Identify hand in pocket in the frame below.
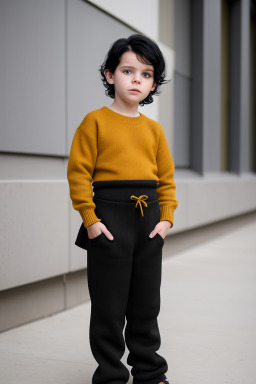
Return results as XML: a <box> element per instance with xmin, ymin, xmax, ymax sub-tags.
<box><xmin>87</xmin><ymin>222</ymin><xmax>114</xmax><ymax>241</ymax></box>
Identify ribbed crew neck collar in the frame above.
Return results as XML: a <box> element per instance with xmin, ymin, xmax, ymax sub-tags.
<box><xmin>101</xmin><ymin>106</ymin><xmax>145</xmax><ymax>124</ymax></box>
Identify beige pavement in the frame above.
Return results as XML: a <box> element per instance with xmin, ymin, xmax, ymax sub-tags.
<box><xmin>0</xmin><ymin>219</ymin><xmax>256</xmax><ymax>384</ymax></box>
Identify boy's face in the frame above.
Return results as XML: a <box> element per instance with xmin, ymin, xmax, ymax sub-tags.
<box><xmin>104</xmin><ymin>51</ymin><xmax>157</xmax><ymax>106</ymax></box>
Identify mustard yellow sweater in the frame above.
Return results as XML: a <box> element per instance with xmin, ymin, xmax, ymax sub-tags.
<box><xmin>67</xmin><ymin>106</ymin><xmax>178</xmax><ymax>228</ymax></box>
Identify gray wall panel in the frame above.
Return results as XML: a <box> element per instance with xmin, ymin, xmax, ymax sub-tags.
<box><xmin>0</xmin><ymin>0</ymin><xmax>66</xmax><ymax>156</ymax></box>
<box><xmin>67</xmin><ymin>0</ymin><xmax>135</xmax><ymax>153</ymax></box>
<box><xmin>191</xmin><ymin>0</ymin><xmax>204</xmax><ymax>174</ymax></box>
<box><xmin>228</xmin><ymin>0</ymin><xmax>252</xmax><ymax>174</ymax></box>
<box><xmin>191</xmin><ymin>0</ymin><xmax>221</xmax><ymax>174</ymax></box>
<box><xmin>0</xmin><ymin>181</ymin><xmax>69</xmax><ymax>290</ymax></box>
<box><xmin>173</xmin><ymin>175</ymin><xmax>256</xmax><ymax>231</ymax></box>
<box><xmin>240</xmin><ymin>0</ymin><xmax>250</xmax><ymax>172</ymax></box>
<box><xmin>174</xmin><ymin>73</ymin><xmax>190</xmax><ymax>167</ymax></box>
<box><xmin>175</xmin><ymin>0</ymin><xmax>191</xmax><ymax>77</ymax></box>
<box><xmin>159</xmin><ymin>0</ymin><xmax>175</xmax><ymax>49</ymax></box>
<box><xmin>203</xmin><ymin>0</ymin><xmax>221</xmax><ymax>172</ymax></box>
<box><xmin>174</xmin><ymin>0</ymin><xmax>191</xmax><ymax>168</ymax></box>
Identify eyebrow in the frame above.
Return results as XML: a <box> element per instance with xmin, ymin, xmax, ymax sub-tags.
<box><xmin>120</xmin><ymin>65</ymin><xmax>154</xmax><ymax>72</ymax></box>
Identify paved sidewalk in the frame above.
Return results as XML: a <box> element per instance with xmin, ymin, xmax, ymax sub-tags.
<box><xmin>0</xmin><ymin>220</ymin><xmax>256</xmax><ymax>384</ymax></box>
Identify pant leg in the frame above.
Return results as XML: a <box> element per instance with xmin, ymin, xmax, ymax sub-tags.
<box><xmin>87</xmin><ymin>200</ymin><xmax>133</xmax><ymax>384</ymax></box>
<box><xmin>124</xmin><ymin>200</ymin><xmax>168</xmax><ymax>384</ymax></box>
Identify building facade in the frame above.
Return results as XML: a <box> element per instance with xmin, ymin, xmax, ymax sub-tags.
<box><xmin>0</xmin><ymin>0</ymin><xmax>255</xmax><ymax>332</ymax></box>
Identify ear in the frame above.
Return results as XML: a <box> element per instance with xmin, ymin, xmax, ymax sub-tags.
<box><xmin>151</xmin><ymin>82</ymin><xmax>157</xmax><ymax>92</ymax></box>
<box><xmin>104</xmin><ymin>69</ymin><xmax>114</xmax><ymax>85</ymax></box>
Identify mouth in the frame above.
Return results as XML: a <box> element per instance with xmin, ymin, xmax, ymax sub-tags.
<box><xmin>129</xmin><ymin>89</ymin><xmax>141</xmax><ymax>93</ymax></box>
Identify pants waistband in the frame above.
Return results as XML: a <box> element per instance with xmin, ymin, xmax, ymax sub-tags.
<box><xmin>92</xmin><ymin>180</ymin><xmax>159</xmax><ymax>216</ymax></box>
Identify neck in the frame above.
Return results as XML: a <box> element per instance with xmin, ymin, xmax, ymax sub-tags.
<box><xmin>108</xmin><ymin>100</ymin><xmax>140</xmax><ymax>117</ymax></box>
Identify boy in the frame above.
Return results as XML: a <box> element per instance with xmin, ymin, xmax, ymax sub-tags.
<box><xmin>67</xmin><ymin>33</ymin><xmax>178</xmax><ymax>384</ymax></box>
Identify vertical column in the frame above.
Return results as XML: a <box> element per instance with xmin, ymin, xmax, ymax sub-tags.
<box><xmin>229</xmin><ymin>0</ymin><xmax>250</xmax><ymax>174</ymax></box>
<box><xmin>173</xmin><ymin>0</ymin><xmax>192</xmax><ymax>168</ymax></box>
<box><xmin>191</xmin><ymin>0</ymin><xmax>221</xmax><ymax>174</ymax></box>
<box><xmin>240</xmin><ymin>0</ymin><xmax>250</xmax><ymax>173</ymax></box>
<box><xmin>203</xmin><ymin>0</ymin><xmax>222</xmax><ymax>173</ymax></box>
<box><xmin>158</xmin><ymin>0</ymin><xmax>175</xmax><ymax>157</ymax></box>
<box><xmin>191</xmin><ymin>0</ymin><xmax>204</xmax><ymax>174</ymax></box>
<box><xmin>249</xmin><ymin>0</ymin><xmax>256</xmax><ymax>172</ymax></box>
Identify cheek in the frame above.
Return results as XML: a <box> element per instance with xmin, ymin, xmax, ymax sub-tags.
<box><xmin>117</xmin><ymin>76</ymin><xmax>129</xmax><ymax>89</ymax></box>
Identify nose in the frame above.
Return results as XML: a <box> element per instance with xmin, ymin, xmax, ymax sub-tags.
<box><xmin>132</xmin><ymin>72</ymin><xmax>141</xmax><ymax>83</ymax></box>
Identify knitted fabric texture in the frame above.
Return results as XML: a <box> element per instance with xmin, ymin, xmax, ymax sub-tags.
<box><xmin>67</xmin><ymin>106</ymin><xmax>178</xmax><ymax>228</ymax></box>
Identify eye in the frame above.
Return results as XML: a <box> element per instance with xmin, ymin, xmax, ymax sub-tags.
<box><xmin>143</xmin><ymin>72</ymin><xmax>152</xmax><ymax>78</ymax></box>
<box><xmin>123</xmin><ymin>69</ymin><xmax>131</xmax><ymax>75</ymax></box>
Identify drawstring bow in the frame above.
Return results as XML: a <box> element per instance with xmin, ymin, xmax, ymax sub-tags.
<box><xmin>130</xmin><ymin>194</ymin><xmax>148</xmax><ymax>216</ymax></box>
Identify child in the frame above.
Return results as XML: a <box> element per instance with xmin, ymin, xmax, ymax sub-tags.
<box><xmin>67</xmin><ymin>33</ymin><xmax>178</xmax><ymax>384</ymax></box>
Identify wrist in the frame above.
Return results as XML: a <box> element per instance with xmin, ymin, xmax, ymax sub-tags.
<box><xmin>161</xmin><ymin>220</ymin><xmax>172</xmax><ymax>229</ymax></box>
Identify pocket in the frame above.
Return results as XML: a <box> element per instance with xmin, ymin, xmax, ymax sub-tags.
<box><xmin>88</xmin><ymin>232</ymin><xmax>105</xmax><ymax>242</ymax></box>
<box><xmin>155</xmin><ymin>232</ymin><xmax>164</xmax><ymax>246</ymax></box>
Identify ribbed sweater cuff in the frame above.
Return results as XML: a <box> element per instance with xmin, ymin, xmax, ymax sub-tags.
<box><xmin>160</xmin><ymin>205</ymin><xmax>174</xmax><ymax>228</ymax></box>
<box><xmin>79</xmin><ymin>208</ymin><xmax>102</xmax><ymax>228</ymax></box>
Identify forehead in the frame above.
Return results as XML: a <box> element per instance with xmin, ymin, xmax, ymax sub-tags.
<box><xmin>118</xmin><ymin>51</ymin><xmax>154</xmax><ymax>71</ymax></box>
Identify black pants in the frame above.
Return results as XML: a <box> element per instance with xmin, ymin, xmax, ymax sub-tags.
<box><xmin>86</xmin><ymin>180</ymin><xmax>168</xmax><ymax>384</ymax></box>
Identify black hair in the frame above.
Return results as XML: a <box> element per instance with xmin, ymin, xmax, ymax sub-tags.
<box><xmin>99</xmin><ymin>33</ymin><xmax>170</xmax><ymax>106</ymax></box>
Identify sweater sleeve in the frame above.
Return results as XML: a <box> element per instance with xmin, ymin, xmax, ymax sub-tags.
<box><xmin>156</xmin><ymin>127</ymin><xmax>178</xmax><ymax>228</ymax></box>
<box><xmin>67</xmin><ymin>122</ymin><xmax>101</xmax><ymax>228</ymax></box>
